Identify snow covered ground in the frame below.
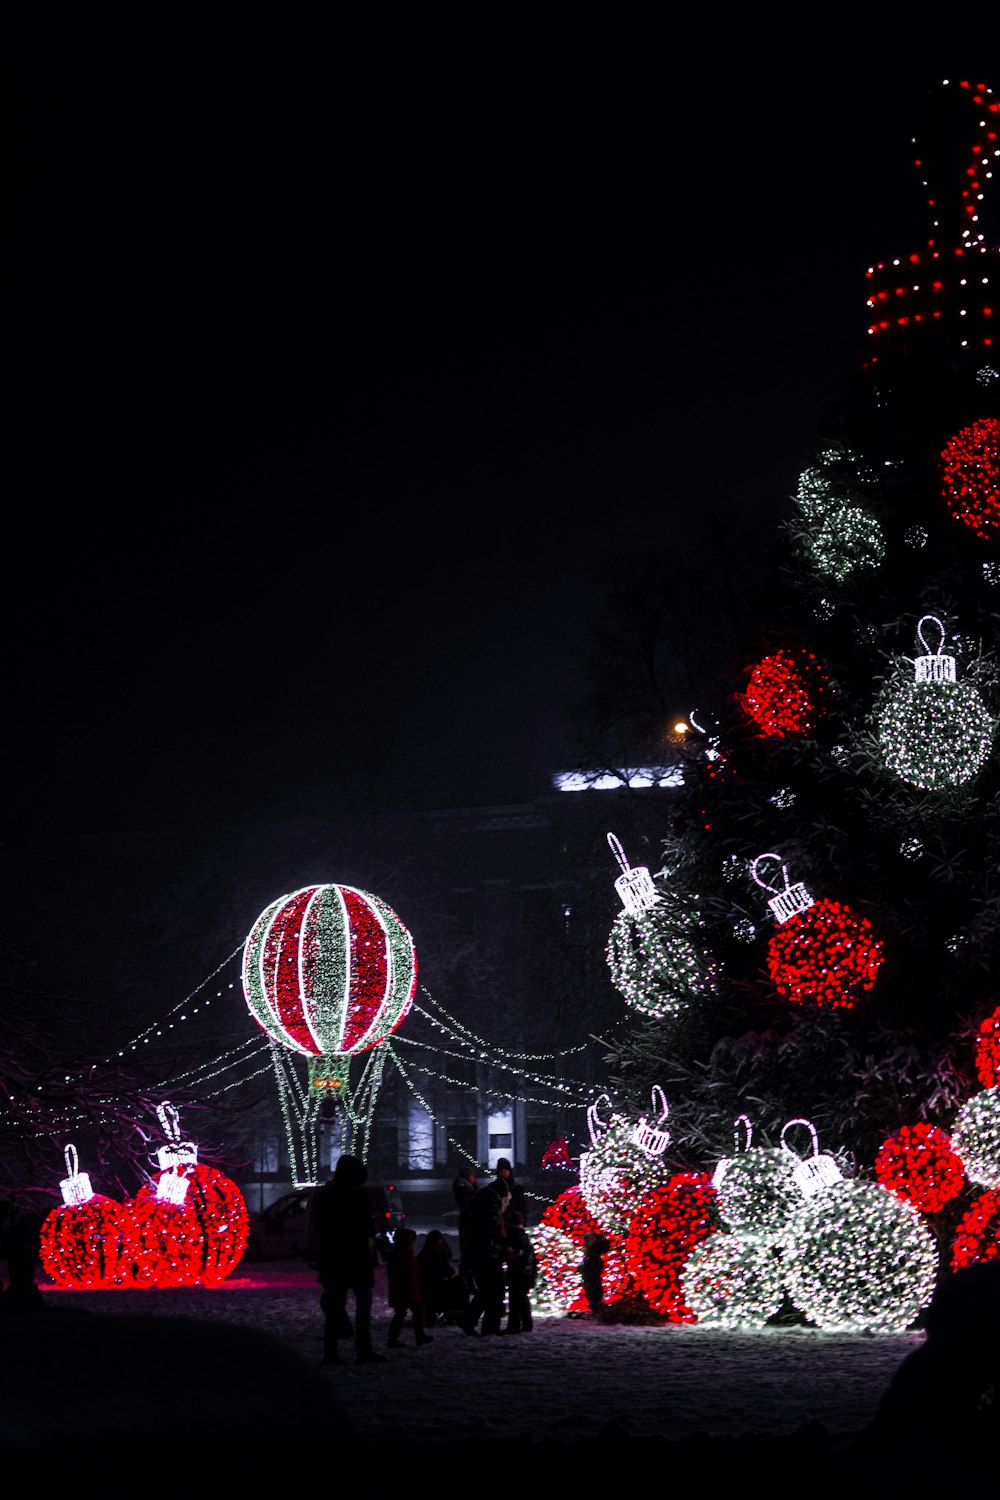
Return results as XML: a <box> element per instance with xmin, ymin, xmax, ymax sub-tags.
<box><xmin>3</xmin><ymin>1221</ymin><xmax>995</xmax><ymax>1491</ymax></box>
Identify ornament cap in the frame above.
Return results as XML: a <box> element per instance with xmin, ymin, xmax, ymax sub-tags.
<box><xmin>752</xmin><ymin>854</ymin><xmax>814</xmax><ymax>924</ymax></box>
<box><xmin>155</xmin><ymin>1170</ymin><xmax>191</xmax><ymax>1206</ymax></box>
<box><xmin>913</xmin><ymin>614</ymin><xmax>957</xmax><ymax>683</ymax></box>
<box><xmin>607</xmin><ymin>832</ymin><xmax>660</xmax><ymax>916</ymax></box>
<box><xmin>781</xmin><ymin>1117</ymin><xmax>844</xmax><ymax>1199</ymax></box>
<box><xmin>631</xmin><ymin>1085</ymin><xmax>670</xmax><ymax>1156</ymax></box>
<box><xmin>59</xmin><ymin>1144</ymin><xmax>94</xmax><ymax>1207</ymax></box>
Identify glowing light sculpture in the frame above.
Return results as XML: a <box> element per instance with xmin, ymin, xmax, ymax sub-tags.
<box><xmin>940</xmin><ymin>416</ymin><xmax>1000</xmax><ymax>539</ymax></box>
<box><xmin>681</xmin><ymin>1233</ymin><xmax>785</xmax><ymax>1328</ymax></box>
<box><xmin>752</xmin><ymin>853</ymin><xmax>884</xmax><ymax>1010</ymax></box>
<box><xmin>121</xmin><ymin>1105</ymin><xmax>250</xmax><ymax>1288</ymax></box>
<box><xmin>975</xmin><ymin>1005</ymin><xmax>1000</xmax><ymax>1088</ymax></box>
<box><xmin>951</xmin><ymin>1087</ymin><xmax>1000</xmax><ymax>1188</ymax></box>
<box><xmin>623</xmin><ymin>1172</ymin><xmax>719</xmax><ymax>1322</ymax></box>
<box><xmin>242</xmin><ymin>883</ymin><xmax>417</xmax><ymax>1185</ymax></box>
<box><xmin>783</xmin><ymin>1178</ymin><xmax>938</xmax><ymax>1332</ymax></box>
<box><xmin>711</xmin><ymin>1115</ymin><xmax>802</xmax><ymax>1243</ymax></box>
<box><xmin>950</xmin><ymin>1188</ymin><xmax>1000</xmax><ymax>1270</ymax></box>
<box><xmin>741</xmin><ymin>648</ymin><xmax>831</xmax><ymax>738</ymax></box>
<box><xmin>874</xmin><ymin>1122</ymin><xmax>965</xmax><ymax>1212</ymax></box>
<box><xmin>39</xmin><ymin>1146</ymin><xmax>127</xmax><ymax>1290</ymax></box>
<box><xmin>605</xmin><ymin>834</ymin><xmax>714</xmax><ymax>1020</ymax></box>
<box><xmin>877</xmin><ymin>615</ymin><xmax>995</xmax><ymax>789</ymax></box>
<box><xmin>794</xmin><ymin>451</ymin><xmax>885</xmax><ymax>582</ymax></box>
<box><xmin>578</xmin><ymin>1089</ymin><xmax>675</xmax><ymax>1237</ymax></box>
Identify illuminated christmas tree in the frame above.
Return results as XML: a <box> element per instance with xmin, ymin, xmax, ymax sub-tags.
<box><xmin>594</xmin><ymin>76</ymin><xmax>1000</xmax><ymax>1281</ymax></box>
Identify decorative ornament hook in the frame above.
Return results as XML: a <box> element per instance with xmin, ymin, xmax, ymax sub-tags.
<box><xmin>916</xmin><ymin>614</ymin><xmax>946</xmax><ymax>657</ymax></box>
<box><xmin>587</xmin><ymin>1093</ymin><xmax>614</xmax><ymax>1146</ymax></box>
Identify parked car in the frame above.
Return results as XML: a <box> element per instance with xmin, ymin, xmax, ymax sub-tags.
<box><xmin>243</xmin><ymin>1182</ymin><xmax>405</xmax><ymax>1264</ymax></box>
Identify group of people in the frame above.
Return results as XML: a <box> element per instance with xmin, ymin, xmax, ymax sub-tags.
<box><xmin>451</xmin><ymin>1158</ymin><xmax>537</xmax><ymax>1337</ymax></box>
<box><xmin>313</xmin><ymin>1153</ymin><xmax>541</xmax><ymax>1363</ymax></box>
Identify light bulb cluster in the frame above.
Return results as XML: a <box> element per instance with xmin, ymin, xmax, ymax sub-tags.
<box><xmin>975</xmin><ymin>1006</ymin><xmax>1000</xmax><ymax>1088</ymax></box>
<box><xmin>873</xmin><ymin>1122</ymin><xmax>965</xmax><ymax>1212</ymax></box>
<box><xmin>940</xmin><ymin>417</ymin><xmax>1000</xmax><ymax>540</ymax></box>
<box><xmin>766</xmin><ymin>898</ymin><xmax>884</xmax><ymax>1010</ymax></box>
<box><xmin>951</xmin><ymin>1087</ymin><xmax>1000</xmax><ymax>1187</ymax></box>
<box><xmin>606</xmin><ymin>898</ymin><xmax>713</xmax><ymax>1019</ymax></box>
<box><xmin>741</xmin><ymin>649</ymin><xmax>831</xmax><ymax>738</ymax></box>
<box><xmin>622</xmin><ymin>1173</ymin><xmax>718</xmax><ymax>1322</ymax></box>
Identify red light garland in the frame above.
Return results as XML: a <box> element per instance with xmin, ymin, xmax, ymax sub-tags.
<box><xmin>741</xmin><ymin>648</ymin><xmax>831</xmax><ymax>738</ymax></box>
<box><xmin>623</xmin><ymin>1172</ymin><xmax>719</xmax><ymax>1322</ymax></box>
<box><xmin>874</xmin><ymin>1123</ymin><xmax>966</xmax><ymax>1212</ymax></box>
<box><xmin>940</xmin><ymin>417</ymin><xmax>1000</xmax><ymax>540</ymax></box>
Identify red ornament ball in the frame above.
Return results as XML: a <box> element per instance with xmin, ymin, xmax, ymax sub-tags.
<box><xmin>767</xmin><ymin>898</ymin><xmax>884</xmax><ymax>1009</ymax></box>
<box><xmin>874</xmin><ymin>1123</ymin><xmax>965</xmax><ymax>1212</ymax></box>
<box><xmin>123</xmin><ymin>1165</ymin><xmax>249</xmax><ymax>1288</ymax></box>
<box><xmin>975</xmin><ymin>1006</ymin><xmax>1000</xmax><ymax>1089</ymax></box>
<box><xmin>951</xmin><ymin>1188</ymin><xmax>1000</xmax><ymax>1271</ymax></box>
<box><xmin>741</xmin><ymin>648</ymin><xmax>831</xmax><ymax>738</ymax></box>
<box><xmin>940</xmin><ymin>417</ymin><xmax>1000</xmax><ymax>540</ymax></box>
<box><xmin>540</xmin><ymin>1186</ymin><xmax>605</xmax><ymax>1243</ymax></box>
<box><xmin>40</xmin><ymin>1195</ymin><xmax>127</xmax><ymax>1289</ymax></box>
<box><xmin>623</xmin><ymin>1172</ymin><xmax>719</xmax><ymax>1322</ymax></box>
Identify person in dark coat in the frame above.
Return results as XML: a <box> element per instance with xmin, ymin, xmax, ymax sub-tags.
<box><xmin>463</xmin><ymin>1179</ymin><xmax>509</xmax><ymax>1335</ymax></box>
<box><xmin>416</xmin><ymin>1229</ymin><xmax>469</xmax><ymax>1324</ymax></box>
<box><xmin>578</xmin><ymin>1231</ymin><xmax>611</xmax><ymax>1321</ymax></box>
<box><xmin>386</xmin><ymin>1227</ymin><xmax>432</xmax><ymax>1348</ymax></box>
<box><xmin>503</xmin><ymin>1210</ymin><xmax>537</xmax><ymax>1334</ymax></box>
<box><xmin>492</xmin><ymin>1158</ymin><xmax>526</xmax><ymax>1225</ymax></box>
<box><xmin>451</xmin><ymin>1164</ymin><xmax>477</xmax><ymax>1288</ymax></box>
<box><xmin>313</xmin><ymin>1154</ymin><xmax>386</xmax><ymax>1365</ymax></box>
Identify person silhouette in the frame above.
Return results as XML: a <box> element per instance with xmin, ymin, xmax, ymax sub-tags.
<box><xmin>313</xmin><ymin>1154</ymin><xmax>386</xmax><ymax>1365</ymax></box>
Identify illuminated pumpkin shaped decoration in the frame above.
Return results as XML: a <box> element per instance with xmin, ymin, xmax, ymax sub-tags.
<box><xmin>940</xmin><ymin>417</ymin><xmax>1000</xmax><ymax>540</ymax></box>
<box><xmin>39</xmin><ymin>1145</ymin><xmax>127</xmax><ymax>1290</ymax></box>
<box><xmin>121</xmin><ymin>1103</ymin><xmax>249</xmax><ymax>1288</ymax></box>
<box><xmin>242</xmin><ymin>883</ymin><xmax>417</xmax><ymax>1097</ymax></box>
<box><xmin>741</xmin><ymin>648</ymin><xmax>831</xmax><ymax>738</ymax></box>
<box><xmin>752</xmin><ymin>853</ymin><xmax>884</xmax><ymax>1010</ymax></box>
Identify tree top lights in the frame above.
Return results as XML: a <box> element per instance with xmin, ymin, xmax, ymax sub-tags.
<box><xmin>242</xmin><ymin>883</ymin><xmax>417</xmax><ymax>1091</ymax></box>
<box><xmin>865</xmin><ymin>79</ymin><xmax>999</xmax><ymax>361</ymax></box>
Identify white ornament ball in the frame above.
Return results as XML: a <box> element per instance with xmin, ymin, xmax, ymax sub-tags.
<box><xmin>579</xmin><ymin>1113</ymin><xmax>674</xmax><ymax>1238</ymax></box>
<box><xmin>714</xmin><ymin>1147</ymin><xmax>800</xmax><ymax>1243</ymax></box>
<box><xmin>951</xmin><ymin>1087</ymin><xmax>1000</xmax><ymax>1188</ymax></box>
<box><xmin>783</xmin><ymin>1180</ymin><xmax>938</xmax><ymax>1333</ymax></box>
<box><xmin>681</xmin><ymin>1233</ymin><xmax>786</xmax><ymax>1328</ymax></box>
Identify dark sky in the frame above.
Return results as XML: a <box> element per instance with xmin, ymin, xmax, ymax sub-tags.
<box><xmin>7</xmin><ymin>16</ymin><xmax>998</xmax><ymax>1006</ymax></box>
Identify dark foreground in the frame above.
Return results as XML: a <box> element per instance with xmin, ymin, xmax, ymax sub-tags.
<box><xmin>1</xmin><ymin>1258</ymin><xmax>995</xmax><ymax>1494</ymax></box>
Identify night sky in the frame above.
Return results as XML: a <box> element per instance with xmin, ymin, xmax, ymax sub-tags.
<box><xmin>8</xmin><ymin>17</ymin><xmax>997</xmax><ymax>1013</ymax></box>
